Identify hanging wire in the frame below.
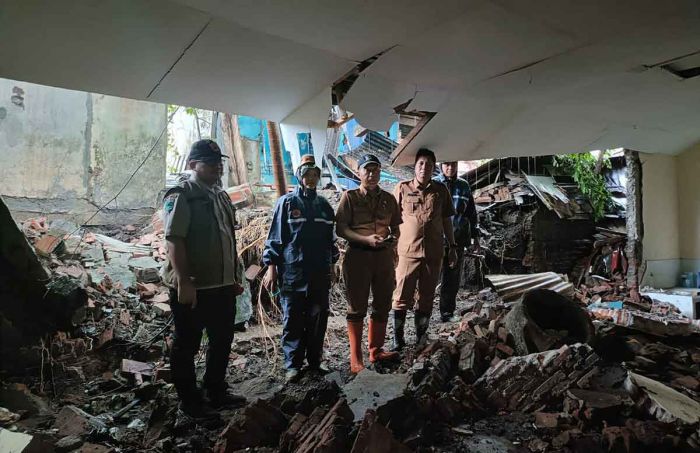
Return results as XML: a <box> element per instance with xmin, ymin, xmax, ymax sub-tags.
<box><xmin>67</xmin><ymin>106</ymin><xmax>181</xmax><ymax>254</ymax></box>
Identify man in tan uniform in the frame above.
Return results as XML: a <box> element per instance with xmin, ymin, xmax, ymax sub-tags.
<box><xmin>336</xmin><ymin>154</ymin><xmax>401</xmax><ymax>373</ymax></box>
<box><xmin>392</xmin><ymin>148</ymin><xmax>457</xmax><ymax>350</ymax></box>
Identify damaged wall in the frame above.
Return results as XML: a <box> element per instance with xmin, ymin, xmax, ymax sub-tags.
<box><xmin>641</xmin><ymin>145</ymin><xmax>700</xmax><ymax>288</ymax></box>
<box><xmin>641</xmin><ymin>152</ymin><xmax>680</xmax><ymax>288</ymax></box>
<box><xmin>0</xmin><ymin>78</ymin><xmax>167</xmax><ymax>224</ymax></box>
<box><xmin>677</xmin><ymin>142</ymin><xmax>700</xmax><ymax>274</ymax></box>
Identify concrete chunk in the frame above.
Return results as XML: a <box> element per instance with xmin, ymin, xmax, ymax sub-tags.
<box><xmin>0</xmin><ymin>428</ymin><xmax>50</xmax><ymax>453</ymax></box>
<box><xmin>342</xmin><ymin>369</ymin><xmax>410</xmax><ymax>422</ymax></box>
<box><xmin>625</xmin><ymin>372</ymin><xmax>700</xmax><ymax>424</ymax></box>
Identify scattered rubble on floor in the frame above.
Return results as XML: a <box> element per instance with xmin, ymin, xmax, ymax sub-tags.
<box><xmin>1</xmin><ymin>199</ymin><xmax>700</xmax><ymax>452</ymax></box>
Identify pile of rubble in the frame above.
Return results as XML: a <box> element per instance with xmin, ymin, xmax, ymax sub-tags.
<box><xmin>211</xmin><ymin>285</ymin><xmax>700</xmax><ymax>452</ymax></box>
<box><xmin>2</xmin><ymin>194</ymin><xmax>700</xmax><ymax>452</ymax></box>
<box><xmin>462</xmin><ymin>156</ymin><xmax>625</xmax><ymax>284</ymax></box>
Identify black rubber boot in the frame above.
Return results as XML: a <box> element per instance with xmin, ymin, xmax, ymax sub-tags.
<box><xmin>414</xmin><ymin>311</ymin><xmax>430</xmax><ymax>344</ymax></box>
<box><xmin>392</xmin><ymin>310</ymin><xmax>407</xmax><ymax>351</ymax></box>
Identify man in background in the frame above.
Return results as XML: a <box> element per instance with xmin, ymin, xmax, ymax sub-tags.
<box><xmin>434</xmin><ymin>161</ymin><xmax>479</xmax><ymax>322</ymax></box>
<box><xmin>392</xmin><ymin>148</ymin><xmax>457</xmax><ymax>350</ymax></box>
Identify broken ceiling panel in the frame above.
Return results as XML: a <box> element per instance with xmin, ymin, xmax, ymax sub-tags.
<box><xmin>341</xmin><ymin>71</ymin><xmax>413</xmax><ymax>131</ymax></box>
<box><xmin>1</xmin><ymin>0</ymin><xmax>700</xmax><ymax>162</ymax></box>
<box><xmin>0</xmin><ymin>0</ymin><xmax>211</xmax><ymax>98</ymax></box>
<box><xmin>360</xmin><ymin>0</ymin><xmax>580</xmax><ymax>92</ymax></box>
<box><xmin>279</xmin><ymin>88</ymin><xmax>332</xmax><ymax>170</ymax></box>
<box><xmin>169</xmin><ymin>0</ymin><xmax>473</xmax><ymax>62</ymax></box>
<box><xmin>145</xmin><ymin>18</ymin><xmax>352</xmax><ymax>122</ymax></box>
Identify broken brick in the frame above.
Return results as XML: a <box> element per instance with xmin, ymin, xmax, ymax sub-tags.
<box><xmin>55</xmin><ymin>435</ymin><xmax>84</xmax><ymax>452</ymax></box>
<box><xmin>34</xmin><ymin>234</ymin><xmax>63</xmax><ymax>256</ymax></box>
<box><xmin>350</xmin><ymin>409</ymin><xmax>411</xmax><ymax>453</ymax></box>
<box><xmin>120</xmin><ymin>359</ymin><xmax>153</xmax><ymax>386</ymax></box>
<box><xmin>497</xmin><ymin>326</ymin><xmax>508</xmax><ymax>343</ymax></box>
<box><xmin>148</xmin><ymin>293</ymin><xmax>170</xmax><ymax>304</ymax></box>
<box><xmin>152</xmin><ymin>302</ymin><xmax>171</xmax><ymax>317</ymax></box>
<box><xmin>215</xmin><ymin>399</ymin><xmax>289</xmax><ymax>452</ymax></box>
<box><xmin>495</xmin><ymin>343</ymin><xmax>514</xmax><ymax>357</ymax></box>
<box><xmin>245</xmin><ymin>264</ymin><xmax>262</xmax><ymax>281</ymax></box>
<box><xmin>534</xmin><ymin>411</ymin><xmax>560</xmax><ymax>428</ymax></box>
<box><xmin>153</xmin><ymin>365</ymin><xmax>172</xmax><ymax>383</ymax></box>
<box><xmin>671</xmin><ymin>375</ymin><xmax>699</xmax><ymax>391</ymax></box>
<box><xmin>457</xmin><ymin>339</ymin><xmax>487</xmax><ymax>383</ymax></box>
<box><xmin>53</xmin><ymin>405</ymin><xmax>106</xmax><ymax>437</ymax></box>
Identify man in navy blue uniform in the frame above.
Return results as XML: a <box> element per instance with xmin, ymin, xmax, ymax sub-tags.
<box><xmin>262</xmin><ymin>155</ymin><xmax>339</xmax><ymax>383</ymax></box>
<box><xmin>434</xmin><ymin>160</ymin><xmax>479</xmax><ymax>322</ymax></box>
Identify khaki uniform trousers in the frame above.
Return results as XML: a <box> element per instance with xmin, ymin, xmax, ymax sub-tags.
<box><xmin>343</xmin><ymin>246</ymin><xmax>395</xmax><ymax>322</ymax></box>
<box><xmin>392</xmin><ymin>254</ymin><xmax>443</xmax><ymax>313</ymax></box>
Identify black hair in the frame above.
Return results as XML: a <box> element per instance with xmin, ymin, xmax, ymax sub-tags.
<box><xmin>415</xmin><ymin>148</ymin><xmax>436</xmax><ymax>164</ymax></box>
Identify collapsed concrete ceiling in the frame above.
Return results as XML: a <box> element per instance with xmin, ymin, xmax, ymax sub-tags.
<box><xmin>1</xmin><ymin>0</ymin><xmax>699</xmax><ymax>163</ymax></box>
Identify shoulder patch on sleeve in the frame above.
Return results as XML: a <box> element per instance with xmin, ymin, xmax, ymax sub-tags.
<box><xmin>163</xmin><ymin>193</ymin><xmax>179</xmax><ymax>213</ymax></box>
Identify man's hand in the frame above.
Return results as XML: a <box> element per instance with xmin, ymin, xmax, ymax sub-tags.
<box><xmin>178</xmin><ymin>278</ymin><xmax>198</xmax><ymax>308</ymax></box>
<box><xmin>448</xmin><ymin>247</ymin><xmax>458</xmax><ymax>268</ymax></box>
<box><xmin>364</xmin><ymin>234</ymin><xmax>384</xmax><ymax>248</ymax></box>
<box><xmin>262</xmin><ymin>265</ymin><xmax>278</xmax><ymax>294</ymax></box>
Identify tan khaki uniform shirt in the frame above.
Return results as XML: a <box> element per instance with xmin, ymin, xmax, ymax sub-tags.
<box><xmin>393</xmin><ymin>179</ymin><xmax>456</xmax><ymax>260</ymax></box>
<box><xmin>335</xmin><ymin>186</ymin><xmax>401</xmax><ymax>240</ymax></box>
<box><xmin>162</xmin><ymin>176</ymin><xmax>237</xmax><ymax>289</ymax></box>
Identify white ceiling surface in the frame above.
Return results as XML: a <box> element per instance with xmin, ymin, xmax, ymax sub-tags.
<box><xmin>0</xmin><ymin>0</ymin><xmax>352</xmax><ymax>122</ymax></box>
<box><xmin>1</xmin><ymin>0</ymin><xmax>700</xmax><ymax>162</ymax></box>
<box><xmin>279</xmin><ymin>88</ymin><xmax>331</xmax><ymax>170</ymax></box>
<box><xmin>342</xmin><ymin>0</ymin><xmax>700</xmax><ymax>163</ymax></box>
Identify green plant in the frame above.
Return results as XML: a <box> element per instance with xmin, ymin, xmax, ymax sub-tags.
<box><xmin>554</xmin><ymin>152</ymin><xmax>612</xmax><ymax>221</ymax></box>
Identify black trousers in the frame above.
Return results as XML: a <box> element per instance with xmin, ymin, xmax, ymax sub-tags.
<box><xmin>170</xmin><ymin>285</ymin><xmax>236</xmax><ymax>403</ymax></box>
<box><xmin>440</xmin><ymin>247</ymin><xmax>465</xmax><ymax>317</ymax></box>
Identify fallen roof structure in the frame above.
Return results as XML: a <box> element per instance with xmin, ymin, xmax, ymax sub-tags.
<box><xmin>2</xmin><ymin>1</ymin><xmax>700</xmax><ymax>164</ymax></box>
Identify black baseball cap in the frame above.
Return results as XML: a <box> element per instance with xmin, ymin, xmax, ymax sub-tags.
<box><xmin>188</xmin><ymin>139</ymin><xmax>228</xmax><ymax>163</ymax></box>
<box><xmin>358</xmin><ymin>154</ymin><xmax>381</xmax><ymax>169</ymax></box>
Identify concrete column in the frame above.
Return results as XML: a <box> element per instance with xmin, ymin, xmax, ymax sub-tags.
<box><xmin>625</xmin><ymin>149</ymin><xmax>643</xmax><ymax>299</ymax></box>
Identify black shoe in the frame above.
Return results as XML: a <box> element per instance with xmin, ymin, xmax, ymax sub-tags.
<box><xmin>392</xmin><ymin>310</ymin><xmax>407</xmax><ymax>351</ymax></box>
<box><xmin>306</xmin><ymin>362</ymin><xmax>331</xmax><ymax>374</ymax></box>
<box><xmin>441</xmin><ymin>313</ymin><xmax>459</xmax><ymax>323</ymax></box>
<box><xmin>415</xmin><ymin>311</ymin><xmax>430</xmax><ymax>343</ymax></box>
<box><xmin>179</xmin><ymin>399</ymin><xmax>219</xmax><ymax>420</ymax></box>
<box><xmin>204</xmin><ymin>389</ymin><xmax>247</xmax><ymax>408</ymax></box>
<box><xmin>285</xmin><ymin>368</ymin><xmax>301</xmax><ymax>384</ymax></box>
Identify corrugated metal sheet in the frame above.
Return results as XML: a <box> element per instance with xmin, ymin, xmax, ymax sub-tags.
<box><xmin>486</xmin><ymin>272</ymin><xmax>574</xmax><ymax>302</ymax></box>
<box><xmin>524</xmin><ymin>174</ymin><xmax>592</xmax><ymax>220</ymax></box>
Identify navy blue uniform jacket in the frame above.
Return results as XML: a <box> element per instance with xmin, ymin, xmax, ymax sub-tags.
<box><xmin>262</xmin><ymin>187</ymin><xmax>339</xmax><ymax>291</ymax></box>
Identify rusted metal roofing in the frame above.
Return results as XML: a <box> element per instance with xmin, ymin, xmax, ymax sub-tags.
<box><xmin>486</xmin><ymin>272</ymin><xmax>575</xmax><ymax>302</ymax></box>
